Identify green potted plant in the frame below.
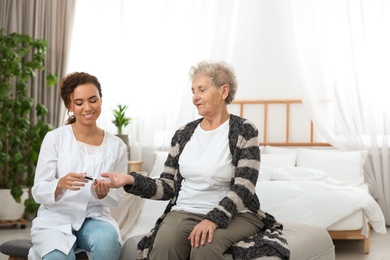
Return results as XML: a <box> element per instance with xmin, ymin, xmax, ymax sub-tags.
<box><xmin>112</xmin><ymin>103</ymin><xmax>132</xmax><ymax>159</ymax></box>
<box><xmin>0</xmin><ymin>29</ymin><xmax>58</xmax><ymax>219</ymax></box>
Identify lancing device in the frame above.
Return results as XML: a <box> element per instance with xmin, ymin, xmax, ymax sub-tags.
<box><xmin>84</xmin><ymin>175</ymin><xmax>97</xmax><ymax>182</ymax></box>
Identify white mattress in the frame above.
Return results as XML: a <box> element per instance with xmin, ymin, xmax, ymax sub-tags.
<box><xmin>327</xmin><ymin>209</ymin><xmax>364</xmax><ymax>231</ymax></box>
<box><xmin>256</xmin><ymin>167</ymin><xmax>386</xmax><ymax>235</ymax></box>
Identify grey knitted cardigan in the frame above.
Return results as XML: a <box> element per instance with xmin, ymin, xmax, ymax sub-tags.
<box><xmin>124</xmin><ymin>114</ymin><xmax>290</xmax><ymax>260</ymax></box>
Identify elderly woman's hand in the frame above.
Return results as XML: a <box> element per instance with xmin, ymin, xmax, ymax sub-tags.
<box><xmin>100</xmin><ymin>172</ymin><xmax>134</xmax><ymax>188</ymax></box>
<box><xmin>188</xmin><ymin>219</ymin><xmax>218</xmax><ymax>247</ymax></box>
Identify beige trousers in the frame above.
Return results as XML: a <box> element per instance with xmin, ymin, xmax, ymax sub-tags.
<box><xmin>149</xmin><ymin>210</ymin><xmax>264</xmax><ymax>260</ymax></box>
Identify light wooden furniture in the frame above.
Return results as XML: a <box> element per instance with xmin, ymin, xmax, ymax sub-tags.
<box><xmin>128</xmin><ymin>160</ymin><xmax>143</xmax><ymax>172</ymax></box>
<box><xmin>231</xmin><ymin>99</ymin><xmax>330</xmax><ymax>146</ymax></box>
<box><xmin>231</xmin><ymin>99</ymin><xmax>371</xmax><ymax>254</ymax></box>
<box><xmin>328</xmin><ymin>223</ymin><xmax>370</xmax><ymax>254</ymax></box>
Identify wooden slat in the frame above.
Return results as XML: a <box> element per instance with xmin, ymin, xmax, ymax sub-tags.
<box><xmin>263</xmin><ymin>103</ymin><xmax>268</xmax><ymax>145</ymax></box>
<box><xmin>258</xmin><ymin>142</ymin><xmax>331</xmax><ymax>147</ymax></box>
<box><xmin>231</xmin><ymin>99</ymin><xmax>330</xmax><ymax>146</ymax></box>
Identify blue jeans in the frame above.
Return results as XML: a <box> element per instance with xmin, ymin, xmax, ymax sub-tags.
<box><xmin>43</xmin><ymin>218</ymin><xmax>121</xmax><ymax>260</ymax></box>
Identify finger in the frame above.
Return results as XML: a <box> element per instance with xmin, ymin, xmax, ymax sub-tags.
<box><xmin>207</xmin><ymin>228</ymin><xmax>214</xmax><ymax>243</ymax></box>
<box><xmin>95</xmin><ymin>180</ymin><xmax>108</xmax><ymax>188</ymax></box>
<box><xmin>70</xmin><ymin>180</ymin><xmax>86</xmax><ymax>188</ymax></box>
<box><xmin>194</xmin><ymin>231</ymin><xmax>202</xmax><ymax>247</ymax></box>
<box><xmin>103</xmin><ymin>184</ymin><xmax>110</xmax><ymax>193</ymax></box>
<box><xmin>66</xmin><ymin>182</ymin><xmax>82</xmax><ymax>190</ymax></box>
<box><xmin>70</xmin><ymin>172</ymin><xmax>88</xmax><ymax>183</ymax></box>
<box><xmin>96</xmin><ymin>181</ymin><xmax>109</xmax><ymax>194</ymax></box>
<box><xmin>72</xmin><ymin>182</ymin><xmax>86</xmax><ymax>187</ymax></box>
<box><xmin>100</xmin><ymin>172</ymin><xmax>110</xmax><ymax>178</ymax></box>
<box><xmin>200</xmin><ymin>230</ymin><xmax>208</xmax><ymax>246</ymax></box>
<box><xmin>188</xmin><ymin>231</ymin><xmax>195</xmax><ymax>247</ymax></box>
<box><xmin>66</xmin><ymin>188</ymin><xmax>79</xmax><ymax>191</ymax></box>
<box><xmin>82</xmin><ymin>172</ymin><xmax>97</xmax><ymax>182</ymax></box>
<box><xmin>189</xmin><ymin>229</ymin><xmax>198</xmax><ymax>247</ymax></box>
<box><xmin>98</xmin><ymin>183</ymin><xmax>109</xmax><ymax>194</ymax></box>
<box><xmin>94</xmin><ymin>181</ymin><xmax>103</xmax><ymax>189</ymax></box>
<box><xmin>72</xmin><ymin>172</ymin><xmax>85</xmax><ymax>179</ymax></box>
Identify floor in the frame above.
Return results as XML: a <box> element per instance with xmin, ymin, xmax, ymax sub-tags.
<box><xmin>0</xmin><ymin>222</ymin><xmax>389</xmax><ymax>260</ymax></box>
<box><xmin>332</xmin><ymin>227</ymin><xmax>390</xmax><ymax>260</ymax></box>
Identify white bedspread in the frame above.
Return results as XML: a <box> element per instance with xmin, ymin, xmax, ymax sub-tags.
<box><xmin>256</xmin><ymin>167</ymin><xmax>387</xmax><ymax>235</ymax></box>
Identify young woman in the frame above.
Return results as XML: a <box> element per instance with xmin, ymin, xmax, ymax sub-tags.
<box><xmin>28</xmin><ymin>72</ymin><xmax>128</xmax><ymax>260</ymax></box>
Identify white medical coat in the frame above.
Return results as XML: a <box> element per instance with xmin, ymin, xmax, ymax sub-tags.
<box><xmin>28</xmin><ymin>125</ymin><xmax>128</xmax><ymax>259</ymax></box>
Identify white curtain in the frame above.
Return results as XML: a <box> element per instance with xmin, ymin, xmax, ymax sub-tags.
<box><xmin>67</xmin><ymin>0</ymin><xmax>264</xmax><ymax>172</ymax></box>
<box><xmin>66</xmin><ymin>0</ymin><xmax>390</xmax><ymax>224</ymax></box>
<box><xmin>291</xmin><ymin>0</ymin><xmax>390</xmax><ymax>223</ymax></box>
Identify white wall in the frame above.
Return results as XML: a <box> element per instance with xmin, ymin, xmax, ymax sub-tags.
<box><xmin>233</xmin><ymin>1</ymin><xmax>303</xmax><ymax>100</ymax></box>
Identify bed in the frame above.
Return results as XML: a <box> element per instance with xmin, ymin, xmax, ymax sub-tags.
<box><xmin>114</xmin><ymin>150</ymin><xmax>336</xmax><ymax>260</ymax></box>
<box><xmin>111</xmin><ymin>99</ymin><xmax>386</xmax><ymax>259</ymax></box>
<box><xmin>228</xmin><ymin>99</ymin><xmax>387</xmax><ymax>254</ymax></box>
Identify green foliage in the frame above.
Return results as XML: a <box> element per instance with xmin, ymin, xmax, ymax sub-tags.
<box><xmin>0</xmin><ymin>29</ymin><xmax>58</xmax><ymax>213</ymax></box>
<box><xmin>112</xmin><ymin>104</ymin><xmax>132</xmax><ymax>135</ymax></box>
<box><xmin>24</xmin><ymin>197</ymin><xmax>40</xmax><ymax>215</ymax></box>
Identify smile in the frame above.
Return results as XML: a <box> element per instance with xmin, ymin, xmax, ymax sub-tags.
<box><xmin>83</xmin><ymin>113</ymin><xmax>94</xmax><ymax>118</ymax></box>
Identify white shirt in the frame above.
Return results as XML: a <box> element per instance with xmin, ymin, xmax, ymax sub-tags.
<box><xmin>28</xmin><ymin>125</ymin><xmax>127</xmax><ymax>259</ymax></box>
<box><xmin>173</xmin><ymin>119</ymin><xmax>232</xmax><ymax>214</ymax></box>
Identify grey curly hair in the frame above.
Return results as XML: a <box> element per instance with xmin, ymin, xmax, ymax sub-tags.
<box><xmin>189</xmin><ymin>61</ymin><xmax>237</xmax><ymax>104</ymax></box>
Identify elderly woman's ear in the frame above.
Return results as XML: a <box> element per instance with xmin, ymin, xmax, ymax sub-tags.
<box><xmin>222</xmin><ymin>84</ymin><xmax>229</xmax><ymax>100</ymax></box>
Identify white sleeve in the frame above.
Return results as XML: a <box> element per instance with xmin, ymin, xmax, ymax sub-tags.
<box><xmin>94</xmin><ymin>137</ymin><xmax>128</xmax><ymax>207</ymax></box>
<box><xmin>31</xmin><ymin>131</ymin><xmax>60</xmax><ymax>204</ymax></box>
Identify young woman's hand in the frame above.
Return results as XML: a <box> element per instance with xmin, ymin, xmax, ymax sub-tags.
<box><xmin>55</xmin><ymin>172</ymin><xmax>88</xmax><ymax>198</ymax></box>
<box><xmin>93</xmin><ymin>180</ymin><xmax>110</xmax><ymax>199</ymax></box>
<box><xmin>58</xmin><ymin>172</ymin><xmax>88</xmax><ymax>191</ymax></box>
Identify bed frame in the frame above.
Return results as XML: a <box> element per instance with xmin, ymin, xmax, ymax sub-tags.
<box><xmin>230</xmin><ymin>99</ymin><xmax>370</xmax><ymax>253</ymax></box>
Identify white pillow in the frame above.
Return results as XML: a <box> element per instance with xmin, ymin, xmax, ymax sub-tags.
<box><xmin>262</xmin><ymin>145</ymin><xmax>298</xmax><ymax>156</ymax></box>
<box><xmin>149</xmin><ymin>151</ymin><xmax>169</xmax><ymax>177</ymax></box>
<box><xmin>261</xmin><ymin>153</ymin><xmax>296</xmax><ymax>168</ymax></box>
<box><xmin>259</xmin><ymin>145</ymin><xmax>265</xmax><ymax>153</ymax></box>
<box><xmin>296</xmin><ymin>149</ymin><xmax>367</xmax><ymax>185</ymax></box>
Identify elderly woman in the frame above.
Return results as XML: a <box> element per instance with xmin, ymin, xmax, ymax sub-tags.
<box><xmin>102</xmin><ymin>61</ymin><xmax>290</xmax><ymax>260</ymax></box>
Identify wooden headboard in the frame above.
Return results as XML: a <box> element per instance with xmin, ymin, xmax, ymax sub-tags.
<box><xmin>230</xmin><ymin>99</ymin><xmax>330</xmax><ymax>147</ymax></box>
